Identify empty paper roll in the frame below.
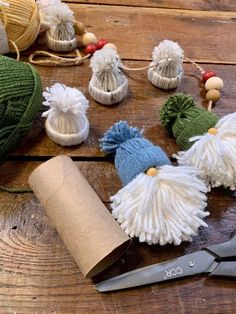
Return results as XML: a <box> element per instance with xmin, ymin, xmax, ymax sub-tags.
<box><xmin>28</xmin><ymin>155</ymin><xmax>131</xmax><ymax>278</ymax></box>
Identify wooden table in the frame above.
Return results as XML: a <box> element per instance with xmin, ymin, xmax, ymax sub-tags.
<box><xmin>0</xmin><ymin>1</ymin><xmax>236</xmax><ymax>313</ymax></box>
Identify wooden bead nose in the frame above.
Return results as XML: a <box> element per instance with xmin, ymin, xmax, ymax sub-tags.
<box><xmin>146</xmin><ymin>167</ymin><xmax>158</xmax><ymax>177</ymax></box>
<box><xmin>208</xmin><ymin>127</ymin><xmax>218</xmax><ymax>135</ymax></box>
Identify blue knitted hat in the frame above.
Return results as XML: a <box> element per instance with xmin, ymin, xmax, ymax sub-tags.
<box><xmin>101</xmin><ymin>121</ymin><xmax>171</xmax><ymax>185</ymax></box>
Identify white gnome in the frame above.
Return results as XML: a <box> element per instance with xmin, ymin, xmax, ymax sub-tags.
<box><xmin>42</xmin><ymin>83</ymin><xmax>89</xmax><ymax>146</ymax></box>
<box><xmin>89</xmin><ymin>47</ymin><xmax>128</xmax><ymax>105</ymax></box>
<box><xmin>148</xmin><ymin>39</ymin><xmax>184</xmax><ymax>90</ymax></box>
<box><xmin>101</xmin><ymin>121</ymin><xmax>209</xmax><ymax>245</ymax></box>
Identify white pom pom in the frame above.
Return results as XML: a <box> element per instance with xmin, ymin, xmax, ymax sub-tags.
<box><xmin>37</xmin><ymin>0</ymin><xmax>77</xmax><ymax>50</ymax></box>
<box><xmin>89</xmin><ymin>47</ymin><xmax>128</xmax><ymax>105</ymax></box>
<box><xmin>42</xmin><ymin>83</ymin><xmax>89</xmax><ymax>146</ymax></box>
<box><xmin>152</xmin><ymin>40</ymin><xmax>184</xmax><ymax>76</ymax></box>
<box><xmin>148</xmin><ymin>40</ymin><xmax>184</xmax><ymax>89</ymax></box>
<box><xmin>174</xmin><ymin>112</ymin><xmax>236</xmax><ymax>190</ymax></box>
<box><xmin>111</xmin><ymin>165</ymin><xmax>208</xmax><ymax>245</ymax></box>
<box><xmin>37</xmin><ymin>0</ymin><xmax>62</xmax><ymax>30</ymax></box>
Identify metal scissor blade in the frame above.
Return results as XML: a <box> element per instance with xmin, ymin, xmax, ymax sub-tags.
<box><xmin>95</xmin><ymin>250</ymin><xmax>215</xmax><ymax>292</ymax></box>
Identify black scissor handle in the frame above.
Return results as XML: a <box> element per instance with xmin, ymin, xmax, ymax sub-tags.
<box><xmin>206</xmin><ymin>231</ymin><xmax>236</xmax><ymax>259</ymax></box>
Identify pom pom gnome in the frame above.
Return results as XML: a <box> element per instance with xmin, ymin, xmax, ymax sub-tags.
<box><xmin>160</xmin><ymin>93</ymin><xmax>236</xmax><ymax>190</ymax></box>
<box><xmin>148</xmin><ymin>40</ymin><xmax>184</xmax><ymax>90</ymax></box>
<box><xmin>89</xmin><ymin>47</ymin><xmax>128</xmax><ymax>105</ymax></box>
<box><xmin>42</xmin><ymin>83</ymin><xmax>89</xmax><ymax>146</ymax></box>
<box><xmin>37</xmin><ymin>0</ymin><xmax>77</xmax><ymax>51</ymax></box>
<box><xmin>100</xmin><ymin>121</ymin><xmax>209</xmax><ymax>245</ymax></box>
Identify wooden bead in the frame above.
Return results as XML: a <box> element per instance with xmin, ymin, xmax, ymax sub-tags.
<box><xmin>202</xmin><ymin>70</ymin><xmax>216</xmax><ymax>83</ymax></box>
<box><xmin>74</xmin><ymin>21</ymin><xmax>86</xmax><ymax>35</ymax></box>
<box><xmin>82</xmin><ymin>32</ymin><xmax>98</xmax><ymax>46</ymax></box>
<box><xmin>206</xmin><ymin>89</ymin><xmax>221</xmax><ymax>102</ymax></box>
<box><xmin>208</xmin><ymin>127</ymin><xmax>218</xmax><ymax>135</ymax></box>
<box><xmin>85</xmin><ymin>43</ymin><xmax>97</xmax><ymax>55</ymax></box>
<box><xmin>205</xmin><ymin>76</ymin><xmax>224</xmax><ymax>91</ymax></box>
<box><xmin>103</xmin><ymin>43</ymin><xmax>118</xmax><ymax>51</ymax></box>
<box><xmin>146</xmin><ymin>167</ymin><xmax>158</xmax><ymax>177</ymax></box>
<box><xmin>96</xmin><ymin>39</ymin><xmax>108</xmax><ymax>50</ymax></box>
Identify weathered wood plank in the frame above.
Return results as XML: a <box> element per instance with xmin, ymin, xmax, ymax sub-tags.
<box><xmin>65</xmin><ymin>0</ymin><xmax>236</xmax><ymax>11</ymax></box>
<box><xmin>26</xmin><ymin>5</ymin><xmax>236</xmax><ymax>63</ymax></box>
<box><xmin>0</xmin><ymin>160</ymin><xmax>235</xmax><ymax>313</ymax></box>
<box><xmin>12</xmin><ymin>61</ymin><xmax>236</xmax><ymax>158</ymax></box>
<box><xmin>0</xmin><ymin>161</ymin><xmax>117</xmax><ymax>203</ymax></box>
<box><xmin>57</xmin><ymin>4</ymin><xmax>236</xmax><ymax>62</ymax></box>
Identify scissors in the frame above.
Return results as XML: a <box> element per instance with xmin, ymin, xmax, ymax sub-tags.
<box><xmin>96</xmin><ymin>232</ymin><xmax>236</xmax><ymax>292</ymax></box>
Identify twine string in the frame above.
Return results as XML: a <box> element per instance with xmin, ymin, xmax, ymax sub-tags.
<box><xmin>29</xmin><ymin>49</ymin><xmax>90</xmax><ymax>66</ymax></box>
<box><xmin>0</xmin><ymin>185</ymin><xmax>32</xmax><ymax>193</ymax></box>
<box><xmin>184</xmin><ymin>57</ymin><xmax>205</xmax><ymax>73</ymax></box>
<box><xmin>121</xmin><ymin>58</ymin><xmax>172</xmax><ymax>71</ymax></box>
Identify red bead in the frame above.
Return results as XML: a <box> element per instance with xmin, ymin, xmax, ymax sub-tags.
<box><xmin>85</xmin><ymin>43</ymin><xmax>97</xmax><ymax>55</ymax></box>
<box><xmin>96</xmin><ymin>39</ymin><xmax>108</xmax><ymax>50</ymax></box>
<box><xmin>202</xmin><ymin>70</ymin><xmax>217</xmax><ymax>83</ymax></box>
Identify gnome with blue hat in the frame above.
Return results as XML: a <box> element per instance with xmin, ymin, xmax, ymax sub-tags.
<box><xmin>101</xmin><ymin>121</ymin><xmax>209</xmax><ymax>246</ymax></box>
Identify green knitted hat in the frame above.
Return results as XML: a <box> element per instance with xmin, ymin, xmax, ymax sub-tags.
<box><xmin>160</xmin><ymin>93</ymin><xmax>219</xmax><ymax>150</ymax></box>
<box><xmin>0</xmin><ymin>56</ymin><xmax>42</xmax><ymax>162</ymax></box>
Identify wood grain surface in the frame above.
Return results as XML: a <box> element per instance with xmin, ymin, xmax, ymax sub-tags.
<box><xmin>13</xmin><ymin>62</ymin><xmax>236</xmax><ymax>158</ymax></box>
<box><xmin>1</xmin><ymin>0</ymin><xmax>236</xmax><ymax>313</ymax></box>
<box><xmin>27</xmin><ymin>4</ymin><xmax>236</xmax><ymax>63</ymax></box>
<box><xmin>0</xmin><ymin>161</ymin><xmax>235</xmax><ymax>313</ymax></box>
<box><xmin>66</xmin><ymin>0</ymin><xmax>236</xmax><ymax>11</ymax></box>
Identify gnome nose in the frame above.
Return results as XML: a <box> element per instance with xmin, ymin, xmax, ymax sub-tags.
<box><xmin>208</xmin><ymin>127</ymin><xmax>218</xmax><ymax>135</ymax></box>
<box><xmin>146</xmin><ymin>167</ymin><xmax>158</xmax><ymax>177</ymax></box>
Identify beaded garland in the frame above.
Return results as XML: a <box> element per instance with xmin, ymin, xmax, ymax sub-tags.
<box><xmin>185</xmin><ymin>58</ymin><xmax>224</xmax><ymax>112</ymax></box>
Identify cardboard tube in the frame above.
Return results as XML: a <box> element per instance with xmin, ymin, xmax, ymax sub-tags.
<box><xmin>28</xmin><ymin>155</ymin><xmax>131</xmax><ymax>278</ymax></box>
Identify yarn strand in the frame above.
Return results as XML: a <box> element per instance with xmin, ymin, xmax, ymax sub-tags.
<box><xmin>121</xmin><ymin>58</ymin><xmax>172</xmax><ymax>72</ymax></box>
<box><xmin>9</xmin><ymin>39</ymin><xmax>20</xmax><ymax>60</ymax></box>
<box><xmin>184</xmin><ymin>57</ymin><xmax>205</xmax><ymax>73</ymax></box>
<box><xmin>0</xmin><ymin>185</ymin><xmax>32</xmax><ymax>193</ymax></box>
<box><xmin>29</xmin><ymin>50</ymin><xmax>90</xmax><ymax>66</ymax></box>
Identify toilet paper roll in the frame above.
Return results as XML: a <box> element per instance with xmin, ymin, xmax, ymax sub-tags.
<box><xmin>28</xmin><ymin>155</ymin><xmax>131</xmax><ymax>278</ymax></box>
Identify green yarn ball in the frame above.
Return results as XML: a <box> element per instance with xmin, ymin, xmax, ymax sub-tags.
<box><xmin>0</xmin><ymin>56</ymin><xmax>42</xmax><ymax>162</ymax></box>
<box><xmin>160</xmin><ymin>93</ymin><xmax>219</xmax><ymax>150</ymax></box>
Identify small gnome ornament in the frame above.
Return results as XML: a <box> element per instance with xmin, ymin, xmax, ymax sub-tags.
<box><xmin>101</xmin><ymin>121</ymin><xmax>208</xmax><ymax>245</ymax></box>
<box><xmin>37</xmin><ymin>0</ymin><xmax>77</xmax><ymax>51</ymax></box>
<box><xmin>89</xmin><ymin>47</ymin><xmax>128</xmax><ymax>105</ymax></box>
<box><xmin>160</xmin><ymin>93</ymin><xmax>236</xmax><ymax>190</ymax></box>
<box><xmin>148</xmin><ymin>40</ymin><xmax>184</xmax><ymax>90</ymax></box>
<box><xmin>42</xmin><ymin>83</ymin><xmax>89</xmax><ymax>146</ymax></box>
<box><xmin>37</xmin><ymin>0</ymin><xmax>61</xmax><ymax>31</ymax></box>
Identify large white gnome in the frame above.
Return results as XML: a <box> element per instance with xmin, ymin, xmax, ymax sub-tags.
<box><xmin>101</xmin><ymin>121</ymin><xmax>209</xmax><ymax>246</ymax></box>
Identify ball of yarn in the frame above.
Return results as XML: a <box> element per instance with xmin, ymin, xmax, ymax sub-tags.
<box><xmin>160</xmin><ymin>93</ymin><xmax>219</xmax><ymax>150</ymax></box>
<box><xmin>0</xmin><ymin>56</ymin><xmax>42</xmax><ymax>162</ymax></box>
<box><xmin>0</xmin><ymin>0</ymin><xmax>40</xmax><ymax>52</ymax></box>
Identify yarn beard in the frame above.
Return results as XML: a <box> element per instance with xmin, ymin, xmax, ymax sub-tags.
<box><xmin>160</xmin><ymin>93</ymin><xmax>236</xmax><ymax>190</ymax></box>
<box><xmin>101</xmin><ymin>121</ymin><xmax>208</xmax><ymax>245</ymax></box>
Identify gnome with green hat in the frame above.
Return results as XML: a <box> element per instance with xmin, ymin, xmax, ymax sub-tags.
<box><xmin>160</xmin><ymin>93</ymin><xmax>236</xmax><ymax>190</ymax></box>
